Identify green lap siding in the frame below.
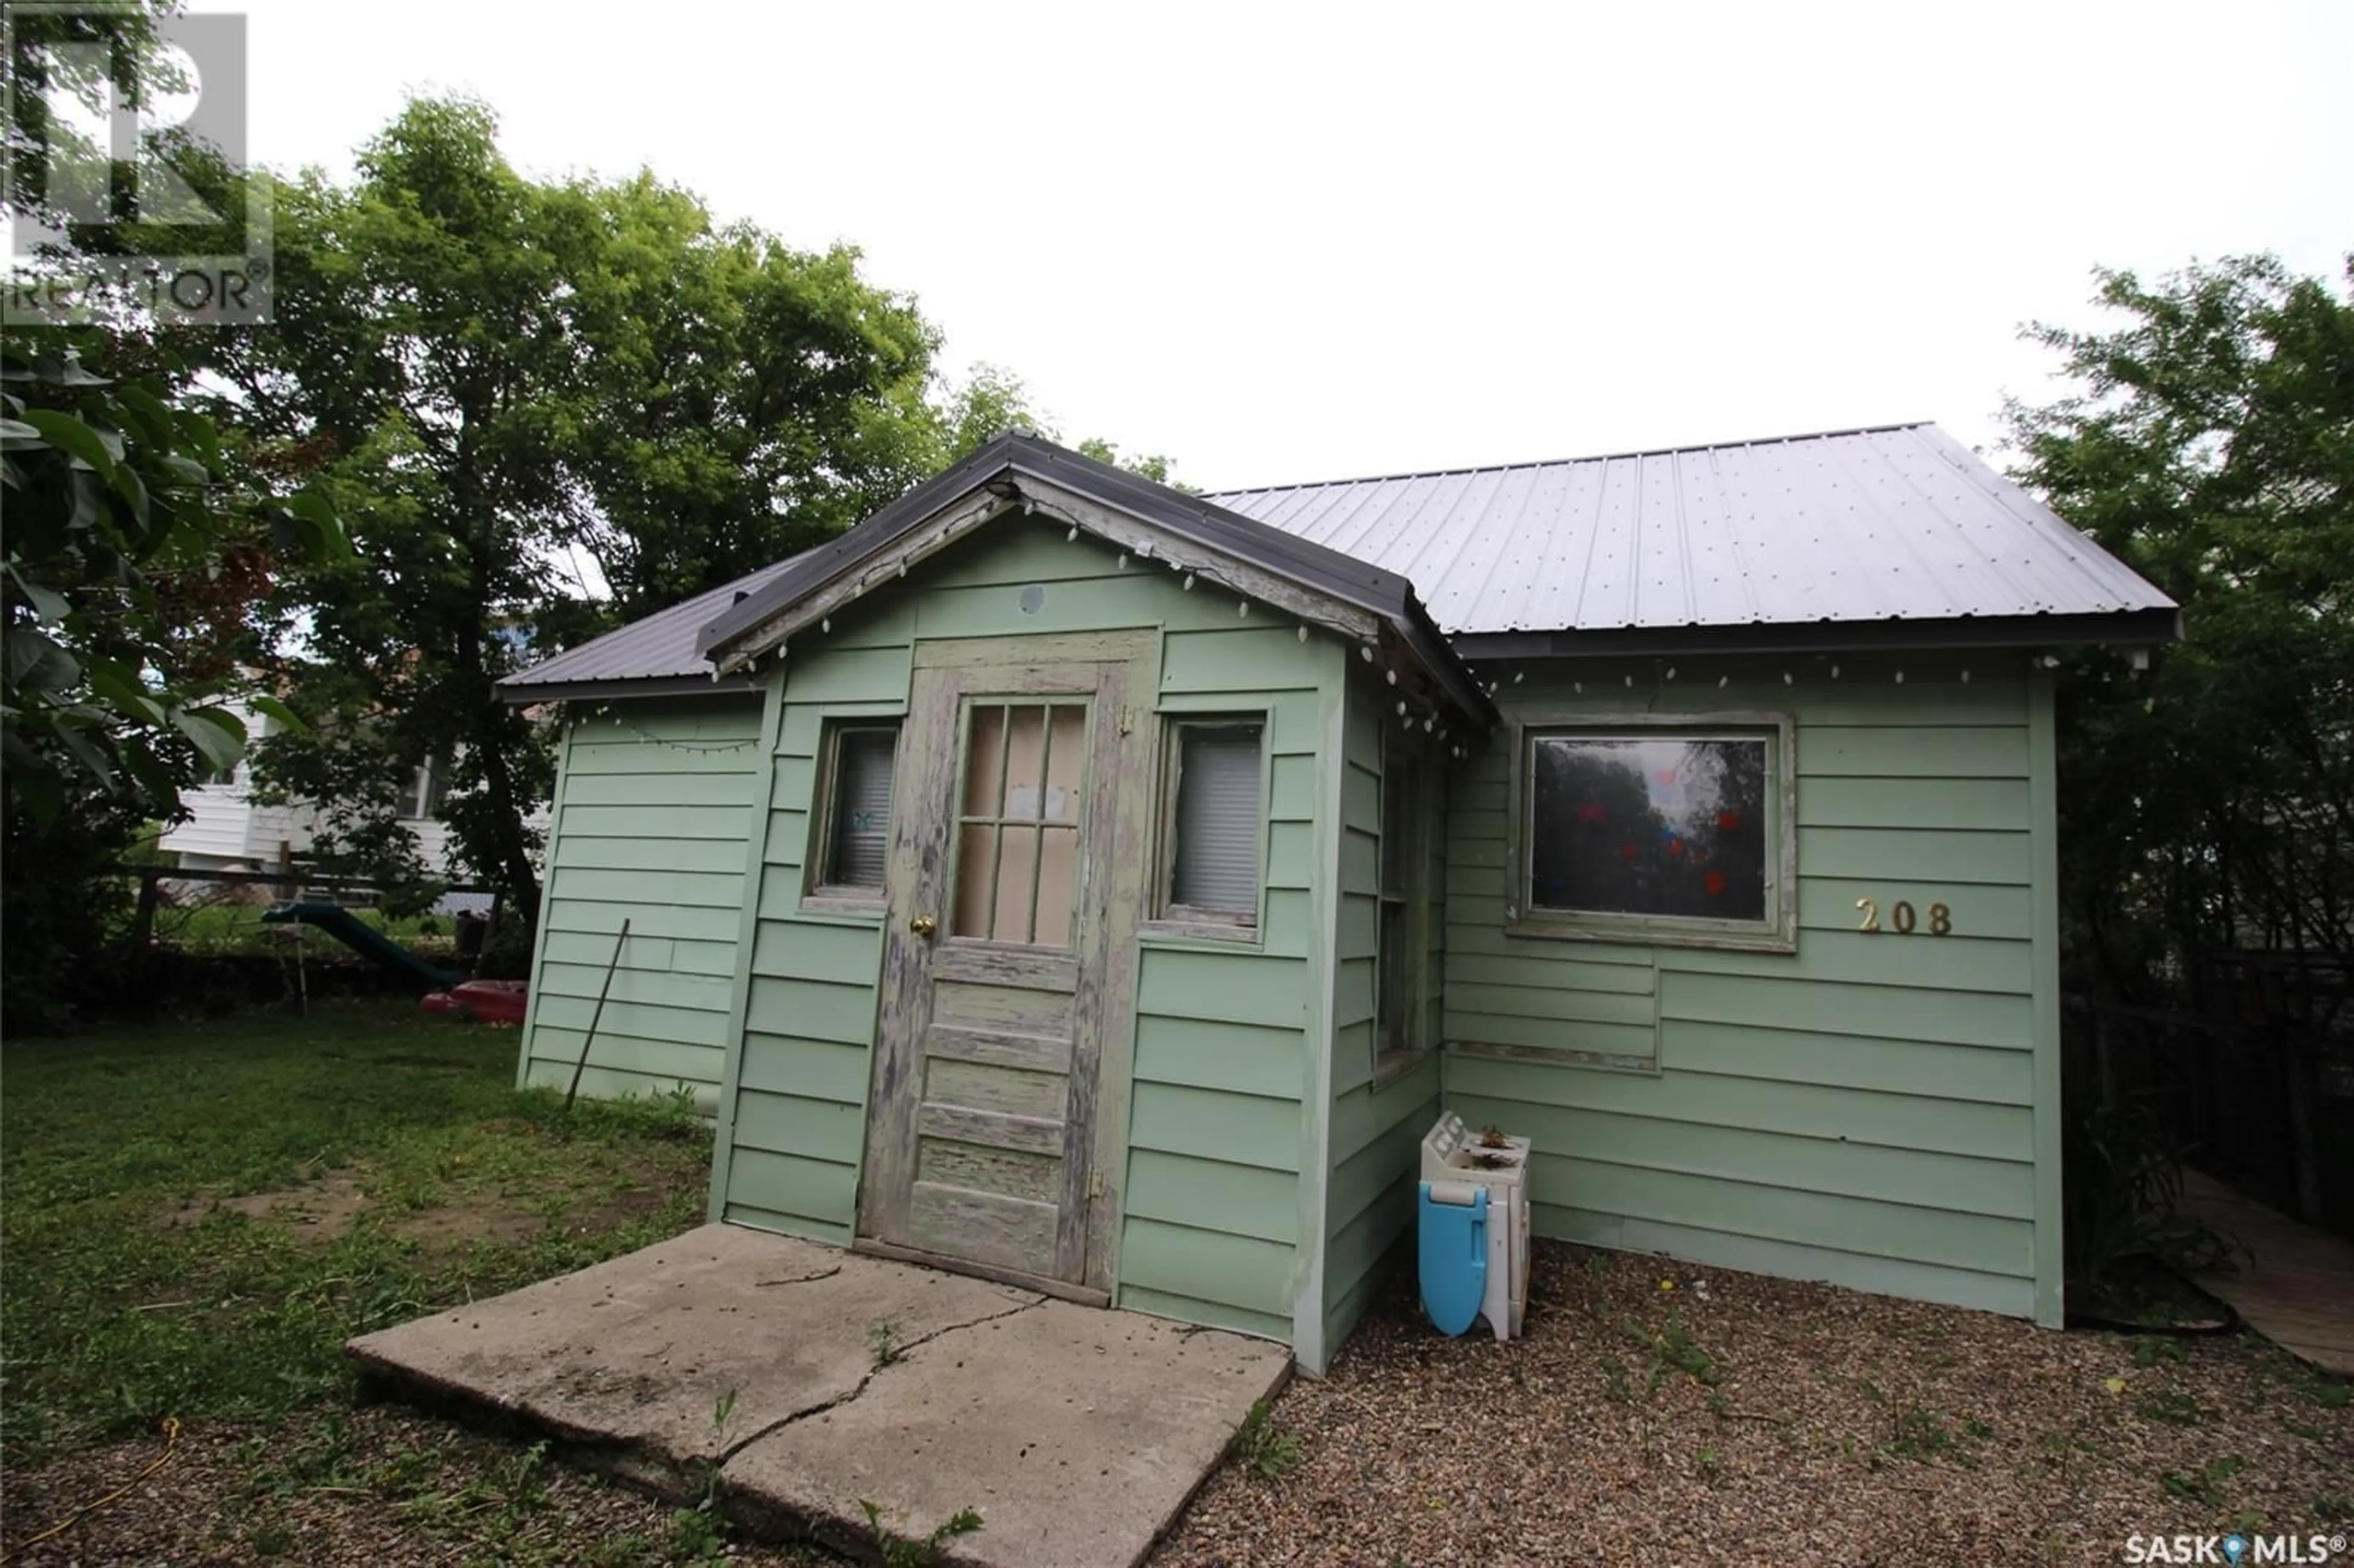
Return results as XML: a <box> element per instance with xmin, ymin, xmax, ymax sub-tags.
<box><xmin>1438</xmin><ymin>654</ymin><xmax>2059</xmax><ymax>1325</ymax></box>
<box><xmin>1122</xmin><ymin>621</ymin><xmax>1335</xmax><ymax>1345</ymax></box>
<box><xmin>517</xmin><ymin>697</ymin><xmax>766</xmax><ymax>1111</ymax></box>
<box><xmin>710</xmin><ymin>520</ymin><xmax>1336</xmax><ymax>1348</ymax></box>
<box><xmin>1317</xmin><ymin>680</ymin><xmax>1446</xmax><ymax>1360</ymax></box>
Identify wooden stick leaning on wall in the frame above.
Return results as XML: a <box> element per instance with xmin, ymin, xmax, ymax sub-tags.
<box><xmin>564</xmin><ymin>918</ymin><xmax>631</xmax><ymax>1113</ymax></box>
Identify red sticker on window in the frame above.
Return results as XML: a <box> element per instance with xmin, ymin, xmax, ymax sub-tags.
<box><xmin>1716</xmin><ymin>810</ymin><xmax>1742</xmax><ymax>831</ymax></box>
<box><xmin>1658</xmin><ymin>769</ymin><xmax>1678</xmax><ymax>786</ymax></box>
<box><xmin>1619</xmin><ymin>842</ymin><xmax>1638</xmax><ymax>859</ymax></box>
<box><xmin>1576</xmin><ymin>802</ymin><xmax>1607</xmax><ymax>824</ymax></box>
<box><xmin>1666</xmin><ymin>839</ymin><xmax>1684</xmax><ymax>857</ymax></box>
<box><xmin>1704</xmin><ymin>870</ymin><xmax>1726</xmax><ymax>896</ymax></box>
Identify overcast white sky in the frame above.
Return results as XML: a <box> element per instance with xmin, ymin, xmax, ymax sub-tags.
<box><xmin>236</xmin><ymin>0</ymin><xmax>2349</xmax><ymax>492</ymax></box>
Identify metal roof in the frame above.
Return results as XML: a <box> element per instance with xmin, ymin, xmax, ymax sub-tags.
<box><xmin>1205</xmin><ymin>422</ymin><xmax>2177</xmax><ymax>649</ymax></box>
<box><xmin>503</xmin><ymin>421</ymin><xmax>2177</xmax><ymax>701</ymax></box>
<box><xmin>497</xmin><ymin>555</ymin><xmax>799</xmax><ymax>700</ymax></box>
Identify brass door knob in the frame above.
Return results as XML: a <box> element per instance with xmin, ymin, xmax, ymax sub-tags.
<box><xmin>909</xmin><ymin>914</ymin><xmax>938</xmax><ymax>937</ymax></box>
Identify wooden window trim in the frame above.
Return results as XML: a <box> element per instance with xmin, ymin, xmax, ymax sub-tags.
<box><xmin>1146</xmin><ymin>714</ymin><xmax>1267</xmax><ymax>942</ymax></box>
<box><xmin>1503</xmin><ymin>709</ymin><xmax>1798</xmax><ymax>953</ymax></box>
<box><xmin>803</xmin><ymin>718</ymin><xmax>901</xmax><ymax>911</ymax></box>
<box><xmin>1376</xmin><ymin>728</ymin><xmax>1434</xmax><ymax>1065</ymax></box>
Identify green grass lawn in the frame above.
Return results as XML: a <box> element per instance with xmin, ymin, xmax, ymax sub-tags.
<box><xmin>151</xmin><ymin>899</ymin><xmax>463</xmax><ymax>960</ymax></box>
<box><xmin>0</xmin><ymin>1002</ymin><xmax>711</xmax><ymax>1464</ymax></box>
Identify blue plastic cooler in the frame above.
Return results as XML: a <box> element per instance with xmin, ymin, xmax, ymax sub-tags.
<box><xmin>1417</xmin><ymin>1180</ymin><xmax>1490</xmax><ymax>1336</ymax></box>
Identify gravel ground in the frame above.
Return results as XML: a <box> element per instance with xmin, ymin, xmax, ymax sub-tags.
<box><xmin>1157</xmin><ymin>1242</ymin><xmax>2354</xmax><ymax>1567</ymax></box>
<box><xmin>6</xmin><ymin>1241</ymin><xmax>2345</xmax><ymax>1566</ymax></box>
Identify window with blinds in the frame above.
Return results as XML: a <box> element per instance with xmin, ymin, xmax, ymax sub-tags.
<box><xmin>1161</xmin><ymin>720</ymin><xmax>1264</xmax><ymax>925</ymax></box>
<box><xmin>818</xmin><ymin>725</ymin><xmax>897</xmax><ymax>894</ymax></box>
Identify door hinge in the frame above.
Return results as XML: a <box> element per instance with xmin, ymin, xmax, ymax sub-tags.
<box><xmin>1087</xmin><ymin>1170</ymin><xmax>1106</xmax><ymax>1200</ymax></box>
<box><xmin>1118</xmin><ymin>707</ymin><xmax>1134</xmax><ymax>736</ymax></box>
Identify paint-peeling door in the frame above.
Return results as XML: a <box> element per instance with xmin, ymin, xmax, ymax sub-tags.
<box><xmin>858</xmin><ymin>635</ymin><xmax>1152</xmax><ymax>1301</ymax></box>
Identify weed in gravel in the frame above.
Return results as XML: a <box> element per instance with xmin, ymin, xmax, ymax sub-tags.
<box><xmin>1696</xmin><ymin>1447</ymin><xmax>1723</xmax><ymax>1482</ymax></box>
<box><xmin>1228</xmin><ymin>1398</ymin><xmax>1305</xmax><ymax>1481</ymax></box>
<box><xmin>2313</xmin><ymin>1380</ymin><xmax>2352</xmax><ymax>1410</ymax></box>
<box><xmin>1623</xmin><ymin>1307</ymin><xmax>1722</xmax><ymax>1393</ymax></box>
<box><xmin>869</xmin><ymin>1319</ymin><xmax>904</xmax><ymax>1368</ymax></box>
<box><xmin>1599</xmin><ymin>1355</ymin><xmax>1632</xmax><ymax>1404</ymax></box>
<box><xmin>2130</xmin><ymin>1336</ymin><xmax>2189</xmax><ymax>1368</ymax></box>
<box><xmin>1888</xmin><ymin>1406</ymin><xmax>1959</xmax><ymax>1464</ymax></box>
<box><xmin>2314</xmin><ymin>1493</ymin><xmax>2353</xmax><ymax>1524</ymax></box>
<box><xmin>858</xmin><ymin>1499</ymin><xmax>985</xmax><ymax>1568</ymax></box>
<box><xmin>2136</xmin><ymin>1388</ymin><xmax>2209</xmax><ymax>1426</ymax></box>
<box><xmin>666</xmin><ymin>1504</ymin><xmax>726</xmax><ymax>1563</ymax></box>
<box><xmin>2160</xmin><ymin>1454</ymin><xmax>2247</xmax><ymax>1508</ymax></box>
<box><xmin>585</xmin><ymin>1534</ymin><xmax>658</xmax><ymax>1567</ymax></box>
<box><xmin>247</xmin><ymin>1513</ymin><xmax>296</xmax><ymax>1558</ymax></box>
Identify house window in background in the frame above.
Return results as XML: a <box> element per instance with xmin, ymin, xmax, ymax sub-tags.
<box><xmin>1516</xmin><ymin>724</ymin><xmax>1792</xmax><ymax>948</ymax></box>
<box><xmin>395</xmin><ymin>757</ymin><xmax>449</xmax><ymax>820</ymax></box>
<box><xmin>1157</xmin><ymin>718</ymin><xmax>1264</xmax><ymax>931</ymax></box>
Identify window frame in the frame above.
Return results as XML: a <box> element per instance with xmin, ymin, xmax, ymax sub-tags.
<box><xmin>802</xmin><ymin>718</ymin><xmax>902</xmax><ymax>913</ymax></box>
<box><xmin>395</xmin><ymin>755</ymin><xmax>448</xmax><ymax>821</ymax></box>
<box><xmin>1504</xmin><ymin>709</ymin><xmax>1798</xmax><ymax>953</ymax></box>
<box><xmin>1375</xmin><ymin>724</ymin><xmax>1432</xmax><ymax>1069</ymax></box>
<box><xmin>1146</xmin><ymin>712</ymin><xmax>1269</xmax><ymax>943</ymax></box>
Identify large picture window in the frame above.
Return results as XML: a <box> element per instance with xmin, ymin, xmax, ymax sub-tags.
<box><xmin>1512</xmin><ymin>718</ymin><xmax>1794</xmax><ymax>950</ymax></box>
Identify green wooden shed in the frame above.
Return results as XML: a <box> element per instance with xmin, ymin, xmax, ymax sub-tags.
<box><xmin>501</xmin><ymin>425</ymin><xmax>2176</xmax><ymax>1371</ymax></box>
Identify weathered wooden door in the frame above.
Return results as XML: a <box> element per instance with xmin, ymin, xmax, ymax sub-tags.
<box><xmin>858</xmin><ymin>633</ymin><xmax>1152</xmax><ymax>1301</ymax></box>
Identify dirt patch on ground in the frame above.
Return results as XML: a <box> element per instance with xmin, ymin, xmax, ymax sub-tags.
<box><xmin>165</xmin><ymin>1168</ymin><xmax>378</xmax><ymax>1238</ymax></box>
<box><xmin>158</xmin><ymin>1167</ymin><xmax>636</xmax><ymax>1254</ymax></box>
<box><xmin>0</xmin><ymin>1406</ymin><xmax>829</xmax><ymax>1567</ymax></box>
<box><xmin>1156</xmin><ymin>1241</ymin><xmax>2354</xmax><ymax>1567</ymax></box>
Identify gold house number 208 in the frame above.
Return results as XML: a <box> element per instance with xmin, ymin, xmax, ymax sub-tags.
<box><xmin>1856</xmin><ymin>898</ymin><xmax>1952</xmax><ymax>936</ymax></box>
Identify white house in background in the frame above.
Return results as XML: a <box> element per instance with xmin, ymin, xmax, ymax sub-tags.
<box><xmin>158</xmin><ymin>695</ymin><xmax>467</xmax><ymax>875</ymax></box>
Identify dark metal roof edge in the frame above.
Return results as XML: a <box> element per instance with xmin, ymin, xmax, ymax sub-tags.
<box><xmin>694</xmin><ymin>433</ymin><xmax>1491</xmax><ymax>727</ymax></box>
<box><xmin>1450</xmin><ymin>607</ymin><xmax>2184</xmax><ymax>661</ymax></box>
<box><xmin>996</xmin><ymin>442</ymin><xmax>1422</xmax><ymax>617</ymax></box>
<box><xmin>699</xmin><ymin>433</ymin><xmax>1431</xmax><ymax>661</ymax></box>
<box><xmin>495</xmin><ymin>673</ymin><xmax>765</xmax><ymax>706</ymax></box>
<box><xmin>696</xmin><ymin>434</ymin><xmax>1038</xmax><ymax>656</ymax></box>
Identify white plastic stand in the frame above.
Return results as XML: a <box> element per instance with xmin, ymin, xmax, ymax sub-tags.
<box><xmin>1420</xmin><ymin>1111</ymin><xmax>1531</xmax><ymax>1340</ymax></box>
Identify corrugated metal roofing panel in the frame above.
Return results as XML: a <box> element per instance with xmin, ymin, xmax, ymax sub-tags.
<box><xmin>1205</xmin><ymin>422</ymin><xmax>2174</xmax><ymax>636</ymax></box>
<box><xmin>500</xmin><ymin>554</ymin><xmax>801</xmax><ymax>691</ymax></box>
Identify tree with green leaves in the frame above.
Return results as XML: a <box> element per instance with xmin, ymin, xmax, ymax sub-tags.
<box><xmin>2007</xmin><ymin>253</ymin><xmax>2353</xmax><ymax>993</ymax></box>
<box><xmin>223</xmin><ymin>97</ymin><xmax>1176</xmax><ymax>929</ymax></box>
<box><xmin>1</xmin><ymin>326</ymin><xmax>343</xmax><ymax>1026</ymax></box>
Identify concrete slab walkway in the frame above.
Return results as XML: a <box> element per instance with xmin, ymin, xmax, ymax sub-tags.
<box><xmin>347</xmin><ymin>1225</ymin><xmax>1290</xmax><ymax>1568</ymax></box>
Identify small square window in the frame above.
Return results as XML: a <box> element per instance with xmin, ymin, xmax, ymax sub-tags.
<box><xmin>1512</xmin><ymin>720</ymin><xmax>1794</xmax><ymax>950</ymax></box>
<box><xmin>1157</xmin><ymin>719</ymin><xmax>1264</xmax><ymax>929</ymax></box>
<box><xmin>812</xmin><ymin>725</ymin><xmax>898</xmax><ymax>898</ymax></box>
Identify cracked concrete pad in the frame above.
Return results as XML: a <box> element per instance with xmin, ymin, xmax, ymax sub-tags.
<box><xmin>723</xmin><ymin>1297</ymin><xmax>1290</xmax><ymax>1568</ymax></box>
<box><xmin>346</xmin><ymin>1224</ymin><xmax>1038</xmax><ymax>1481</ymax></box>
